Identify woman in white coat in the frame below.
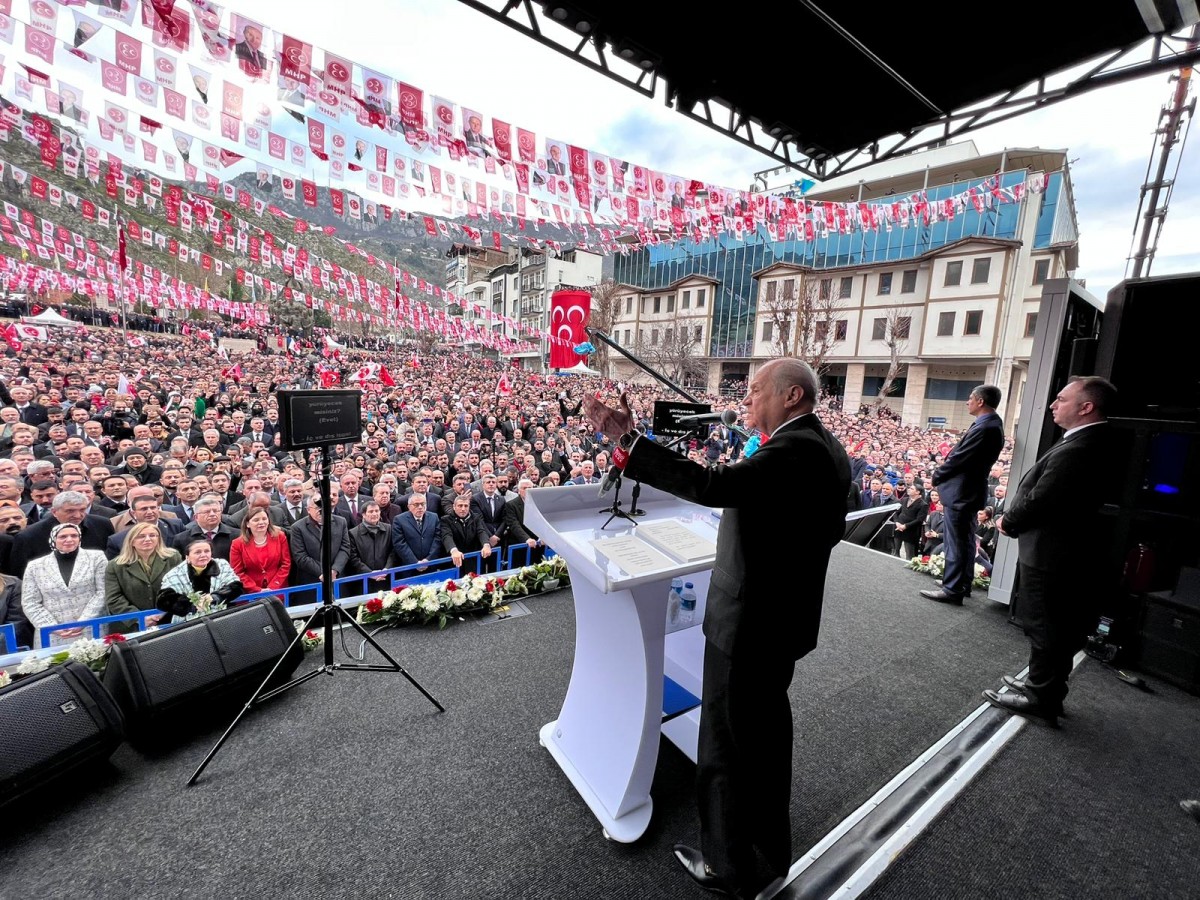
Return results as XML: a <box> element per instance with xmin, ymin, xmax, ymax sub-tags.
<box><xmin>21</xmin><ymin>522</ymin><xmax>109</xmax><ymax>646</ymax></box>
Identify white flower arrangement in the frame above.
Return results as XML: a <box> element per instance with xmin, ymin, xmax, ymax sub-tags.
<box><xmin>0</xmin><ymin>670</ymin><xmax>10</xmax><ymax>688</ymax></box>
<box><xmin>66</xmin><ymin>637</ymin><xmax>108</xmax><ymax>666</ymax></box>
<box><xmin>15</xmin><ymin>653</ymin><xmax>51</xmax><ymax>676</ymax></box>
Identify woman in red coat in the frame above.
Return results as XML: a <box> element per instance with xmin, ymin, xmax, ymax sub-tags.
<box><xmin>230</xmin><ymin>507</ymin><xmax>291</xmax><ymax>593</ymax></box>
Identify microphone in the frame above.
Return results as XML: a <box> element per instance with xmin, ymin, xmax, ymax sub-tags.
<box><xmin>598</xmin><ymin>432</ymin><xmax>635</xmax><ymax>498</ymax></box>
<box><xmin>677</xmin><ymin>409</ymin><xmax>739</xmax><ymax>427</ymax></box>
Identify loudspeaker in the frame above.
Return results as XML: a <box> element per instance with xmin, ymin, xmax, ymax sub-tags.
<box><xmin>0</xmin><ymin>661</ymin><xmax>124</xmax><ymax>805</ymax></box>
<box><xmin>103</xmin><ymin>598</ymin><xmax>303</xmax><ymax>743</ymax></box>
<box><xmin>1098</xmin><ymin>273</ymin><xmax>1200</xmax><ymax>420</ymax></box>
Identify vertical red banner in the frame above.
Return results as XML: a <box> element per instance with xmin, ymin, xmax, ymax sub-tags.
<box><xmin>549</xmin><ymin>289</ymin><xmax>591</xmax><ymax>369</ymax></box>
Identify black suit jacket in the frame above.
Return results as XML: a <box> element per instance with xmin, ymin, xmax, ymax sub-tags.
<box><xmin>8</xmin><ymin>514</ymin><xmax>115</xmax><ymax>578</ymax></box>
<box><xmin>289</xmin><ymin>516</ymin><xmax>352</xmax><ymax>583</ymax></box>
<box><xmin>624</xmin><ymin>415</ymin><xmax>850</xmax><ymax>660</ymax></box>
<box><xmin>171</xmin><ymin>522</ymin><xmax>239</xmax><ymax>561</ymax></box>
<box><xmin>932</xmin><ymin>412</ymin><xmax>1004</xmax><ymax>513</ymax></box>
<box><xmin>1001</xmin><ymin>423</ymin><xmax>1113</xmax><ymax>570</ymax></box>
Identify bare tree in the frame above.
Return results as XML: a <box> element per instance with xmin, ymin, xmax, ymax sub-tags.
<box><xmin>759</xmin><ymin>275</ymin><xmax>845</xmax><ymax>372</ymax></box>
<box><xmin>875</xmin><ymin>306</ymin><xmax>912</xmax><ymax>404</ymax></box>
<box><xmin>587</xmin><ymin>279</ymin><xmax>623</xmax><ymax>377</ymax></box>
<box><xmin>637</xmin><ymin>324</ymin><xmax>706</xmax><ymax>388</ymax></box>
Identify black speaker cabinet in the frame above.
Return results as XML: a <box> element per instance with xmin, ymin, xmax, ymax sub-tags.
<box><xmin>0</xmin><ymin>661</ymin><xmax>124</xmax><ymax>805</ymax></box>
<box><xmin>103</xmin><ymin>598</ymin><xmax>303</xmax><ymax>743</ymax></box>
<box><xmin>1098</xmin><ymin>273</ymin><xmax>1200</xmax><ymax>420</ymax></box>
<box><xmin>1139</xmin><ymin>589</ymin><xmax>1200</xmax><ymax>695</ymax></box>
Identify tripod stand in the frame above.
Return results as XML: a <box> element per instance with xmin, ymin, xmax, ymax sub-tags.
<box><xmin>188</xmin><ymin>445</ymin><xmax>443</xmax><ymax>786</ymax></box>
<box><xmin>598</xmin><ymin>471</ymin><xmax>646</xmax><ymax>530</ymax></box>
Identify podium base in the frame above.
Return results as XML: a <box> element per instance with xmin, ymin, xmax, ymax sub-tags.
<box><xmin>539</xmin><ymin>720</ymin><xmax>653</xmax><ymax>842</ymax></box>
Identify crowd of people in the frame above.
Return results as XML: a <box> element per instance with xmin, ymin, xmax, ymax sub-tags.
<box><xmin>0</xmin><ymin>312</ymin><xmax>1010</xmax><ymax>650</ymax></box>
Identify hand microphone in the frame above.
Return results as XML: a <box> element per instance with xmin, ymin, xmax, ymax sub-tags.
<box><xmin>677</xmin><ymin>409</ymin><xmax>739</xmax><ymax>426</ymax></box>
<box><xmin>598</xmin><ymin>432</ymin><xmax>635</xmax><ymax>498</ymax></box>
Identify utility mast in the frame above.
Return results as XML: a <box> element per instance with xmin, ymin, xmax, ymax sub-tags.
<box><xmin>1128</xmin><ymin>25</ymin><xmax>1199</xmax><ymax>279</ymax></box>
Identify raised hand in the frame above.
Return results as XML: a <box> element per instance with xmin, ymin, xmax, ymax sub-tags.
<box><xmin>582</xmin><ymin>392</ymin><xmax>635</xmax><ymax>437</ymax></box>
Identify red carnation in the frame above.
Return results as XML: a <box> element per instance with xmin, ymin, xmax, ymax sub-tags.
<box><xmin>365</xmin><ymin>598</ymin><xmax>384</xmax><ymax>614</ymax></box>
<box><xmin>305</xmin><ymin>630</ymin><xmax>319</xmax><ymax>640</ymax></box>
<box><xmin>496</xmin><ymin>578</ymin><xmax>506</xmax><ymax>588</ymax></box>
<box><xmin>103</xmin><ymin>633</ymin><xmax>127</xmax><ymax>645</ymax></box>
<box><xmin>445</xmin><ymin>580</ymin><xmax>458</xmax><ymax>592</ymax></box>
<box><xmin>921</xmin><ymin>556</ymin><xmax>930</xmax><ymax>563</ymax></box>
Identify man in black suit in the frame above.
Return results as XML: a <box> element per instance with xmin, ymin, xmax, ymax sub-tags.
<box><xmin>586</xmin><ymin>359</ymin><xmax>850</xmax><ymax>899</ymax></box>
<box><xmin>234</xmin><ymin>24</ymin><xmax>268</xmax><ymax>71</ymax></box>
<box><xmin>5</xmin><ymin>384</ymin><xmax>48</xmax><ymax>427</ymax></box>
<box><xmin>501</xmin><ymin>477</ymin><xmax>543</xmax><ymax>567</ymax></box>
<box><xmin>989</xmin><ymin>376</ymin><xmax>1117</xmax><ymax>724</ymax></box>
<box><xmin>171</xmin><ymin>497</ymin><xmax>238</xmax><ymax>561</ymax></box>
<box><xmin>9</xmin><ymin>490</ymin><xmax>115</xmax><ymax>577</ymax></box>
<box><xmin>471</xmin><ymin>474</ymin><xmax>506</xmax><ymax>573</ymax></box>
<box><xmin>921</xmin><ymin>385</ymin><xmax>1004</xmax><ymax>604</ymax></box>
<box><xmin>289</xmin><ymin>496</ymin><xmax>352</xmax><ymax>603</ymax></box>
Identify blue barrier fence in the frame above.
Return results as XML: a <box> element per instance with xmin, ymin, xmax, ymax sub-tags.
<box><xmin>0</xmin><ymin>622</ymin><xmax>18</xmax><ymax>655</ymax></box>
<box><xmin>29</xmin><ymin>546</ymin><xmax>558</xmax><ymax>649</ymax></box>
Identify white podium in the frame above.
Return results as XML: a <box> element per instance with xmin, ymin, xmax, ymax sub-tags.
<box><xmin>524</xmin><ymin>482</ymin><xmax>716</xmax><ymax>842</ymax></box>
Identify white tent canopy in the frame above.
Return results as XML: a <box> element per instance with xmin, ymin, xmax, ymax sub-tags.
<box><xmin>21</xmin><ymin>308</ymin><xmax>79</xmax><ymax>328</ymax></box>
<box><xmin>556</xmin><ymin>361</ymin><xmax>601</xmax><ymax>376</ymax></box>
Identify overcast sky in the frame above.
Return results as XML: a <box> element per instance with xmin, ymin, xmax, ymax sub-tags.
<box><xmin>245</xmin><ymin>2</ymin><xmax>1198</xmax><ymax>297</ymax></box>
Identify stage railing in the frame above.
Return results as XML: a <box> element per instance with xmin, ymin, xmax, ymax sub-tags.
<box><xmin>1</xmin><ymin>622</ymin><xmax>19</xmax><ymax>654</ymax></box>
<box><xmin>21</xmin><ymin>548</ymin><xmax>557</xmax><ymax>652</ymax></box>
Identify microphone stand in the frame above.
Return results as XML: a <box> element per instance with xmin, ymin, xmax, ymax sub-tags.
<box><xmin>598</xmin><ymin>470</ymin><xmax>641</xmax><ymax>529</ymax></box>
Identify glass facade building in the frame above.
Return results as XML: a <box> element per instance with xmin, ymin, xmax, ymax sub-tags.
<box><xmin>613</xmin><ymin>170</ymin><xmax>1067</xmax><ymax>359</ymax></box>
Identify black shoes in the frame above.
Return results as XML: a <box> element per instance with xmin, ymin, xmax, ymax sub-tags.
<box><xmin>983</xmin><ymin>688</ymin><xmax>1059</xmax><ymax>726</ymax></box>
<box><xmin>1002</xmin><ymin>675</ymin><xmax>1027</xmax><ymax>693</ymax></box>
<box><xmin>921</xmin><ymin>588</ymin><xmax>964</xmax><ymax>605</ymax></box>
<box><xmin>672</xmin><ymin>845</ymin><xmax>744</xmax><ymax>898</ymax></box>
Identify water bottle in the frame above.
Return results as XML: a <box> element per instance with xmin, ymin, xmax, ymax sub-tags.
<box><xmin>679</xmin><ymin>582</ymin><xmax>697</xmax><ymax>626</ymax></box>
<box><xmin>667</xmin><ymin>577</ymin><xmax>683</xmax><ymax>625</ymax></box>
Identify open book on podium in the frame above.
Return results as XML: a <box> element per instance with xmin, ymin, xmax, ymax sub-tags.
<box><xmin>522</xmin><ymin>482</ymin><xmax>717</xmax><ymax>842</ymax></box>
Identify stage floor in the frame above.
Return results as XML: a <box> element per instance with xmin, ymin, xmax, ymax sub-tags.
<box><xmin>6</xmin><ymin>544</ymin><xmax>1189</xmax><ymax>899</ymax></box>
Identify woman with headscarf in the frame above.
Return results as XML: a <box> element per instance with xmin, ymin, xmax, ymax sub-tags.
<box><xmin>105</xmin><ymin>522</ymin><xmax>181</xmax><ymax>634</ymax></box>
<box><xmin>157</xmin><ymin>538</ymin><xmax>245</xmax><ymax>622</ymax></box>
<box><xmin>21</xmin><ymin>522</ymin><xmax>109</xmax><ymax>645</ymax></box>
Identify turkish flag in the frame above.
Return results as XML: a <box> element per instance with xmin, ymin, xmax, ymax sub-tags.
<box><xmin>548</xmin><ymin>289</ymin><xmax>591</xmax><ymax>369</ymax></box>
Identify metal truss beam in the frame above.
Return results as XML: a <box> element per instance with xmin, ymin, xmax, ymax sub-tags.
<box><xmin>454</xmin><ymin>1</ymin><xmax>1200</xmax><ymax>183</ymax></box>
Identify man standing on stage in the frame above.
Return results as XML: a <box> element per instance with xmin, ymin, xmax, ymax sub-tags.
<box><xmin>989</xmin><ymin>376</ymin><xmax>1116</xmax><ymax>724</ymax></box>
<box><xmin>921</xmin><ymin>384</ymin><xmax>1004</xmax><ymax>605</ymax></box>
<box><xmin>585</xmin><ymin>358</ymin><xmax>850</xmax><ymax>899</ymax></box>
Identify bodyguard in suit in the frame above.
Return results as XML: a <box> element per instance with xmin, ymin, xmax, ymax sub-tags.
<box><xmin>922</xmin><ymin>385</ymin><xmax>1004</xmax><ymax>604</ymax></box>
<box><xmin>586</xmin><ymin>359</ymin><xmax>851</xmax><ymax>899</ymax></box>
<box><xmin>501</xmin><ymin>478</ymin><xmax>543</xmax><ymax>567</ymax></box>
<box><xmin>347</xmin><ymin>502</ymin><xmax>396</xmax><ymax>592</ymax></box>
<box><xmin>471</xmin><ymin>474</ymin><xmax>507</xmax><ymax>573</ymax></box>
<box><xmin>989</xmin><ymin>376</ymin><xmax>1117</xmax><ymax>724</ymax></box>
<box><xmin>391</xmin><ymin>493</ymin><xmax>442</xmax><ymax>571</ymax></box>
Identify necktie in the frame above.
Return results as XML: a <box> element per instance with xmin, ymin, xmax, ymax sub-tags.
<box><xmin>290</xmin><ymin>505</ymin><xmax>299</xmax><ymax>521</ymax></box>
<box><xmin>489</xmin><ymin>496</ymin><xmax>494</xmax><ymax>518</ymax></box>
<box><xmin>205</xmin><ymin>531</ymin><xmax>215</xmax><ymax>542</ymax></box>
<box><xmin>349</xmin><ymin>498</ymin><xmax>357</xmax><ymax>517</ymax></box>
<box><xmin>415</xmin><ymin>517</ymin><xmax>423</xmax><ymax>533</ymax></box>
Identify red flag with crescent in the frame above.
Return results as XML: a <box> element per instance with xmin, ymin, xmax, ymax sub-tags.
<box><xmin>548</xmin><ymin>289</ymin><xmax>591</xmax><ymax>369</ymax></box>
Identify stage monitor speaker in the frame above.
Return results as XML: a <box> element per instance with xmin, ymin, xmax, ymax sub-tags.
<box><xmin>103</xmin><ymin>598</ymin><xmax>303</xmax><ymax>744</ymax></box>
<box><xmin>1097</xmin><ymin>273</ymin><xmax>1200</xmax><ymax>420</ymax></box>
<box><xmin>0</xmin><ymin>661</ymin><xmax>124</xmax><ymax>806</ymax></box>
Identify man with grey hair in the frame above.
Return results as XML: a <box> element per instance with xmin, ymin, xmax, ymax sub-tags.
<box><xmin>501</xmin><ymin>478</ymin><xmax>542</xmax><ymax>566</ymax></box>
<box><xmin>171</xmin><ymin>495</ymin><xmax>238</xmax><ymax>560</ymax></box>
<box><xmin>585</xmin><ymin>357</ymin><xmax>850</xmax><ymax>899</ymax></box>
<box><xmin>8</xmin><ymin>489</ymin><xmax>115</xmax><ymax>576</ymax></box>
<box><xmin>225</xmin><ymin>491</ymin><xmax>288</xmax><ymax>529</ymax></box>
<box><xmin>289</xmin><ymin>493</ymin><xmax>352</xmax><ymax>602</ymax></box>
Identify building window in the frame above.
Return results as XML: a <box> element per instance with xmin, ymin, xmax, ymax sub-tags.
<box><xmin>901</xmin><ymin>269</ymin><xmax>917</xmax><ymax>293</ymax></box>
<box><xmin>944</xmin><ymin>261</ymin><xmax>963</xmax><ymax>286</ymax></box>
<box><xmin>653</xmin><ymin>296</ymin><xmax>661</xmax><ymax>314</ymax></box>
<box><xmin>839</xmin><ymin>276</ymin><xmax>853</xmax><ymax>299</ymax></box>
<box><xmin>640</xmin><ymin>297</ymin><xmax>647</xmax><ymax>315</ymax></box>
<box><xmin>819</xmin><ymin>278</ymin><xmax>831</xmax><ymax>300</ymax></box>
<box><xmin>834</xmin><ymin>320</ymin><xmax>848</xmax><ymax>342</ymax></box>
<box><xmin>782</xmin><ymin>278</ymin><xmax>795</xmax><ymax>300</ymax></box>
<box><xmin>651</xmin><ymin>328</ymin><xmax>660</xmax><ymax>345</ymax></box>
<box><xmin>1032</xmin><ymin>259</ymin><xmax>1050</xmax><ymax>285</ymax></box>
<box><xmin>925</xmin><ymin>378</ymin><xmax>978</xmax><ymax>401</ymax></box>
<box><xmin>779</xmin><ymin>321</ymin><xmax>791</xmax><ymax>345</ymax></box>
<box><xmin>665</xmin><ymin>327</ymin><xmax>674</xmax><ymax>343</ymax></box>
<box><xmin>682</xmin><ymin>290</ymin><xmax>691</xmax><ymax>309</ymax></box>
<box><xmin>697</xmin><ymin>289</ymin><xmax>706</xmax><ymax>307</ymax></box>
<box><xmin>895</xmin><ymin>316</ymin><xmax>911</xmax><ymax>338</ymax></box>
<box><xmin>694</xmin><ymin>325</ymin><xmax>703</xmax><ymax>342</ymax></box>
<box><xmin>667</xmin><ymin>296</ymin><xmax>675</xmax><ymax>313</ymax></box>
<box><xmin>878</xmin><ymin>272</ymin><xmax>893</xmax><ymax>295</ymax></box>
<box><xmin>1024</xmin><ymin>312</ymin><xmax>1038</xmax><ymax>338</ymax></box>
<box><xmin>937</xmin><ymin>311</ymin><xmax>955</xmax><ymax>336</ymax></box>
<box><xmin>872</xmin><ymin>317</ymin><xmax>887</xmax><ymax>341</ymax></box>
<box><xmin>762</xmin><ymin>321</ymin><xmax>773</xmax><ymax>342</ymax></box>
<box><xmin>625</xmin><ymin>297</ymin><xmax>633</xmax><ymax>315</ymax></box>
<box><xmin>765</xmin><ymin>281</ymin><xmax>777</xmax><ymax>303</ymax></box>
<box><xmin>964</xmin><ymin>310</ymin><xmax>983</xmax><ymax>335</ymax></box>
<box><xmin>814</xmin><ymin>320</ymin><xmax>829</xmax><ymax>342</ymax></box>
<box><xmin>971</xmin><ymin>258</ymin><xmax>991</xmax><ymax>284</ymax></box>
